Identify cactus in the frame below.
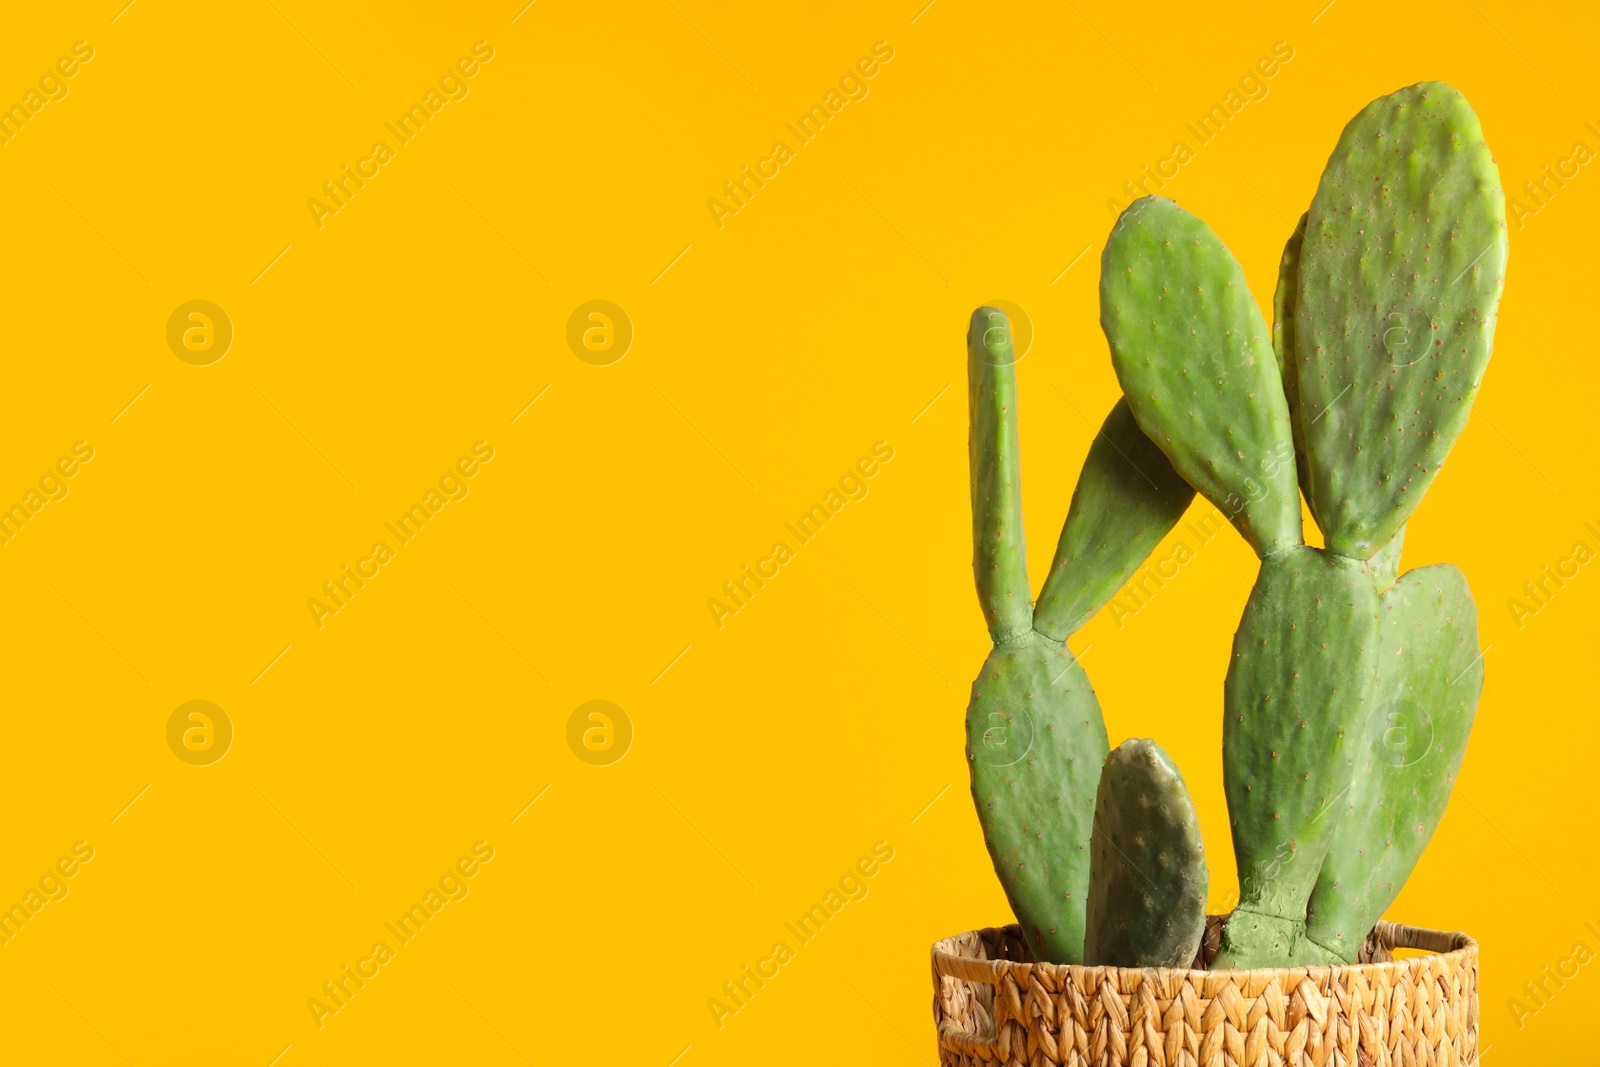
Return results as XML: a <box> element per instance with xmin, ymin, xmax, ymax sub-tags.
<box><xmin>1287</xmin><ymin>83</ymin><xmax>1502</xmax><ymax>958</ymax></box>
<box><xmin>1271</xmin><ymin>212</ymin><xmax>1313</xmax><ymax>510</ymax></box>
<box><xmin>1100</xmin><ymin>196</ymin><xmax>1301</xmax><ymax>557</ymax></box>
<box><xmin>966</xmin><ymin>639</ymin><xmax>1104</xmax><ymax>965</ymax></box>
<box><xmin>963</xmin><ymin>82</ymin><xmax>1501</xmax><ymax>972</ymax></box>
<box><xmin>1033</xmin><ymin>398</ymin><xmax>1196</xmax><ymax>640</ymax></box>
<box><xmin>1100</xmin><ymin>198</ymin><xmax>1381</xmax><ymax>969</ymax></box>
<box><xmin>1304</xmin><ymin>566</ymin><xmax>1483</xmax><ymax>960</ymax></box>
<box><xmin>1084</xmin><ymin>739</ymin><xmax>1208</xmax><ymax>967</ymax></box>
<box><xmin>964</xmin><ymin>307</ymin><xmax>1191</xmax><ymax>964</ymax></box>
<box><xmin>1294</xmin><ymin>82</ymin><xmax>1508</xmax><ymax>560</ymax></box>
<box><xmin>1213</xmin><ymin>547</ymin><xmax>1380</xmax><ymax>968</ymax></box>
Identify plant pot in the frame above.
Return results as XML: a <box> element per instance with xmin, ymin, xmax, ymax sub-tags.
<box><xmin>931</xmin><ymin>917</ymin><xmax>1477</xmax><ymax>1066</ymax></box>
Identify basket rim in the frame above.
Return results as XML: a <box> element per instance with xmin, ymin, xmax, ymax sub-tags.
<box><xmin>931</xmin><ymin>918</ymin><xmax>1477</xmax><ymax>983</ymax></box>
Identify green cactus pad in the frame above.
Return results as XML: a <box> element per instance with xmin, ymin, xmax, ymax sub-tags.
<box><xmin>1295</xmin><ymin>82</ymin><xmax>1508</xmax><ymax>558</ymax></box>
<box><xmin>1033</xmin><ymin>397</ymin><xmax>1196</xmax><ymax>640</ymax></box>
<box><xmin>1304</xmin><ymin>564</ymin><xmax>1482</xmax><ymax>961</ymax></box>
<box><xmin>1272</xmin><ymin>213</ymin><xmax>1314</xmax><ymax>510</ymax></box>
<box><xmin>967</xmin><ymin>635</ymin><xmax>1109</xmax><ymax>964</ymax></box>
<box><xmin>1083</xmin><ymin>739</ymin><xmax>1208</xmax><ymax>967</ymax></box>
<box><xmin>1213</xmin><ymin>546</ymin><xmax>1380</xmax><ymax>969</ymax></box>
<box><xmin>1101</xmin><ymin>196</ymin><xmax>1302</xmax><ymax>557</ymax></box>
<box><xmin>968</xmin><ymin>307</ymin><xmax>1033</xmax><ymax>642</ymax></box>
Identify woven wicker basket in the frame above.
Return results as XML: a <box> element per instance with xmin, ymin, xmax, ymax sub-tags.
<box><xmin>931</xmin><ymin>917</ymin><xmax>1478</xmax><ymax>1066</ymax></box>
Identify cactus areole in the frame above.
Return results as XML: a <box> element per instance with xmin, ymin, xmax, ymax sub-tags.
<box><xmin>962</xmin><ymin>83</ymin><xmax>1497</xmax><ymax>969</ymax></box>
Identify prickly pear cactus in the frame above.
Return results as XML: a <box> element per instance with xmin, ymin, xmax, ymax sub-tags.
<box><xmin>1101</xmin><ymin>196</ymin><xmax>1302</xmax><ymax>556</ymax></box>
<box><xmin>969</xmin><ymin>308</ymin><xmax>1033</xmax><ymax>643</ymax></box>
<box><xmin>1213</xmin><ymin>547</ymin><xmax>1381</xmax><ymax>969</ymax></box>
<box><xmin>965</xmin><ymin>307</ymin><xmax>1106</xmax><ymax>963</ymax></box>
<box><xmin>962</xmin><ymin>81</ymin><xmax>1504</xmax><ymax>974</ymax></box>
<box><xmin>1083</xmin><ymin>739</ymin><xmax>1208</xmax><ymax>968</ymax></box>
<box><xmin>1304</xmin><ymin>564</ymin><xmax>1483</xmax><ymax>961</ymax></box>
<box><xmin>967</xmin><ymin>638</ymin><xmax>1107</xmax><ymax>964</ymax></box>
<box><xmin>1295</xmin><ymin>82</ymin><xmax>1508</xmax><ymax>559</ymax></box>
<box><xmin>1033</xmin><ymin>397</ymin><xmax>1195</xmax><ymax>640</ymax></box>
<box><xmin>964</xmin><ymin>307</ymin><xmax>1195</xmax><ymax>964</ymax></box>
<box><xmin>1271</xmin><ymin>213</ymin><xmax>1313</xmax><ymax>508</ymax></box>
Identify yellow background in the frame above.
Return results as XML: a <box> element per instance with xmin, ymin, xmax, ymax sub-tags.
<box><xmin>0</xmin><ymin>0</ymin><xmax>1593</xmax><ymax>1062</ymax></box>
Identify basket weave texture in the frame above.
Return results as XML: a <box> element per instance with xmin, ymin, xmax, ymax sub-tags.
<box><xmin>931</xmin><ymin>918</ymin><xmax>1477</xmax><ymax>1066</ymax></box>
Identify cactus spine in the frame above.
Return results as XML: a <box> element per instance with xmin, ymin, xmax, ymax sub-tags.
<box><xmin>964</xmin><ymin>82</ymin><xmax>1503</xmax><ymax>971</ymax></box>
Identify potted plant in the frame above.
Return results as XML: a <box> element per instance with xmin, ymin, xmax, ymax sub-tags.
<box><xmin>936</xmin><ymin>82</ymin><xmax>1504</xmax><ymax>1066</ymax></box>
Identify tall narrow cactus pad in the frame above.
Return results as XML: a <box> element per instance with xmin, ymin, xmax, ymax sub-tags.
<box><xmin>1033</xmin><ymin>397</ymin><xmax>1196</xmax><ymax>640</ymax></box>
<box><xmin>1296</xmin><ymin>82</ymin><xmax>1508</xmax><ymax>558</ymax></box>
<box><xmin>968</xmin><ymin>307</ymin><xmax>1033</xmax><ymax>641</ymax></box>
<box><xmin>967</xmin><ymin>638</ymin><xmax>1109</xmax><ymax>963</ymax></box>
<box><xmin>1214</xmin><ymin>546</ymin><xmax>1380</xmax><ymax>969</ymax></box>
<box><xmin>1084</xmin><ymin>739</ymin><xmax>1208</xmax><ymax>967</ymax></box>
<box><xmin>1101</xmin><ymin>196</ymin><xmax>1302</xmax><ymax>557</ymax></box>
<box><xmin>1304</xmin><ymin>564</ymin><xmax>1482</xmax><ymax>961</ymax></box>
<box><xmin>1272</xmin><ymin>213</ymin><xmax>1313</xmax><ymax>508</ymax></box>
